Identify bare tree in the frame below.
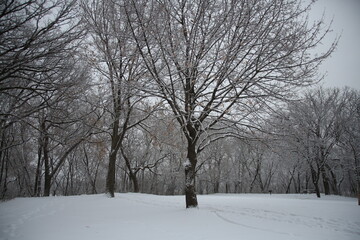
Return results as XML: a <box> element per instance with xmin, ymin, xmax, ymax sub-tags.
<box><xmin>274</xmin><ymin>87</ymin><xmax>349</xmax><ymax>197</ymax></box>
<box><xmin>0</xmin><ymin>0</ymin><xmax>84</xmax><ymax>129</ymax></box>
<box><xmin>125</xmin><ymin>0</ymin><xmax>336</xmax><ymax>207</ymax></box>
<box><xmin>0</xmin><ymin>1</ymin><xmax>85</xmax><ymax>194</ymax></box>
<box><xmin>338</xmin><ymin>89</ymin><xmax>360</xmax><ymax>204</ymax></box>
<box><xmin>82</xmin><ymin>0</ymin><xmax>154</xmax><ymax>197</ymax></box>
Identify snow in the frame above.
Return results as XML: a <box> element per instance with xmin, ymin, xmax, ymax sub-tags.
<box><xmin>183</xmin><ymin>158</ymin><xmax>191</xmax><ymax>168</ymax></box>
<box><xmin>0</xmin><ymin>193</ymin><xmax>359</xmax><ymax>240</ymax></box>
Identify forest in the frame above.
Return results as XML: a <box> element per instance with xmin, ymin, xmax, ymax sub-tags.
<box><xmin>0</xmin><ymin>0</ymin><xmax>359</xmax><ymax>208</ymax></box>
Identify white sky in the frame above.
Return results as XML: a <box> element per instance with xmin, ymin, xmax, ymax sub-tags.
<box><xmin>311</xmin><ymin>0</ymin><xmax>360</xmax><ymax>90</ymax></box>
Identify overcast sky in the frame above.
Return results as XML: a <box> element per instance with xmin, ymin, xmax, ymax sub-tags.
<box><xmin>310</xmin><ymin>0</ymin><xmax>360</xmax><ymax>90</ymax></box>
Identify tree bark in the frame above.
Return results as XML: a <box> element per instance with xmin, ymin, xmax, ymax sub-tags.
<box><xmin>326</xmin><ymin>164</ymin><xmax>339</xmax><ymax>195</ymax></box>
<box><xmin>34</xmin><ymin>125</ymin><xmax>43</xmax><ymax>197</ymax></box>
<box><xmin>185</xmin><ymin>141</ymin><xmax>198</xmax><ymax>208</ymax></box>
<box><xmin>43</xmin><ymin>127</ymin><xmax>51</xmax><ymax>197</ymax></box>
<box><xmin>1</xmin><ymin>153</ymin><xmax>9</xmax><ymax>199</ymax></box>
<box><xmin>105</xmin><ymin>113</ymin><xmax>122</xmax><ymax>197</ymax></box>
<box><xmin>310</xmin><ymin>165</ymin><xmax>321</xmax><ymax>198</ymax></box>
<box><xmin>355</xmin><ymin>157</ymin><xmax>360</xmax><ymax>206</ymax></box>
<box><xmin>121</xmin><ymin>147</ymin><xmax>139</xmax><ymax>193</ymax></box>
<box><xmin>286</xmin><ymin>176</ymin><xmax>293</xmax><ymax>194</ymax></box>
<box><xmin>34</xmin><ymin>147</ymin><xmax>42</xmax><ymax>197</ymax></box>
<box><xmin>320</xmin><ymin>165</ymin><xmax>331</xmax><ymax>195</ymax></box>
<box><xmin>106</xmin><ymin>149</ymin><xmax>118</xmax><ymax>197</ymax></box>
<box><xmin>131</xmin><ymin>174</ymin><xmax>139</xmax><ymax>193</ymax></box>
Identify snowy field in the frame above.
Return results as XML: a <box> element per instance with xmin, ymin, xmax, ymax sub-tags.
<box><xmin>0</xmin><ymin>193</ymin><xmax>359</xmax><ymax>240</ymax></box>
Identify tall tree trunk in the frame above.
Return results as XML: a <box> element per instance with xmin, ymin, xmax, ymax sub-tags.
<box><xmin>310</xmin><ymin>165</ymin><xmax>321</xmax><ymax>198</ymax></box>
<box><xmin>320</xmin><ymin>165</ymin><xmax>331</xmax><ymax>195</ymax></box>
<box><xmin>43</xmin><ymin>129</ymin><xmax>51</xmax><ymax>197</ymax></box>
<box><xmin>326</xmin><ymin>164</ymin><xmax>339</xmax><ymax>195</ymax></box>
<box><xmin>121</xmin><ymin>147</ymin><xmax>139</xmax><ymax>193</ymax></box>
<box><xmin>185</xmin><ymin>141</ymin><xmax>198</xmax><ymax>208</ymax></box>
<box><xmin>286</xmin><ymin>167</ymin><xmax>296</xmax><ymax>194</ymax></box>
<box><xmin>106</xmin><ymin>149</ymin><xmax>118</xmax><ymax>197</ymax></box>
<box><xmin>296</xmin><ymin>172</ymin><xmax>301</xmax><ymax>193</ymax></box>
<box><xmin>106</xmin><ymin>117</ymin><xmax>121</xmax><ymax>197</ymax></box>
<box><xmin>0</xmin><ymin>142</ymin><xmax>6</xmax><ymax>198</ymax></box>
<box><xmin>34</xmin><ymin>137</ymin><xmax>43</xmax><ymax>197</ymax></box>
<box><xmin>286</xmin><ymin>175</ymin><xmax>293</xmax><ymax>194</ymax></box>
<box><xmin>131</xmin><ymin>174</ymin><xmax>139</xmax><ymax>193</ymax></box>
<box><xmin>354</xmin><ymin>153</ymin><xmax>360</xmax><ymax>205</ymax></box>
<box><xmin>1</xmin><ymin>153</ymin><xmax>8</xmax><ymax>199</ymax></box>
<box><xmin>305</xmin><ymin>171</ymin><xmax>310</xmax><ymax>190</ymax></box>
<box><xmin>225</xmin><ymin>182</ymin><xmax>230</xmax><ymax>193</ymax></box>
<box><xmin>127</xmin><ymin>167</ymin><xmax>139</xmax><ymax>193</ymax></box>
<box><xmin>358</xmin><ymin>182</ymin><xmax>360</xmax><ymax>206</ymax></box>
<box><xmin>249</xmin><ymin>166</ymin><xmax>259</xmax><ymax>193</ymax></box>
<box><xmin>0</xmin><ymin>132</ymin><xmax>5</xmax><ymax>192</ymax></box>
<box><xmin>214</xmin><ymin>181</ymin><xmax>220</xmax><ymax>193</ymax></box>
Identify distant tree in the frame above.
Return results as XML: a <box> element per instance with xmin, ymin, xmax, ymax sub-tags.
<box><xmin>81</xmin><ymin>0</ymin><xmax>155</xmax><ymax>197</ymax></box>
<box><xmin>37</xmin><ymin>67</ymin><xmax>98</xmax><ymax>196</ymax></box>
<box><xmin>125</xmin><ymin>0</ymin><xmax>336</xmax><ymax>207</ymax></box>
<box><xmin>338</xmin><ymin>89</ymin><xmax>360</xmax><ymax>204</ymax></box>
<box><xmin>119</xmin><ymin>127</ymin><xmax>167</xmax><ymax>193</ymax></box>
<box><xmin>0</xmin><ymin>0</ymin><xmax>94</xmax><ymax>198</ymax></box>
<box><xmin>275</xmin><ymin>88</ymin><xmax>350</xmax><ymax>197</ymax></box>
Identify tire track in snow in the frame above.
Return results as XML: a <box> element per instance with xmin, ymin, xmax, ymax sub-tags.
<box><xmin>204</xmin><ymin>205</ymin><xmax>360</xmax><ymax>237</ymax></box>
<box><xmin>211</xmin><ymin>209</ymin><xmax>296</xmax><ymax>236</ymax></box>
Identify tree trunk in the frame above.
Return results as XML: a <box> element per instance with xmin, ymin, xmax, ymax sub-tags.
<box><xmin>310</xmin><ymin>165</ymin><xmax>321</xmax><ymax>198</ymax></box>
<box><xmin>121</xmin><ymin>147</ymin><xmax>139</xmax><ymax>193</ymax></box>
<box><xmin>106</xmin><ymin>149</ymin><xmax>117</xmax><ymax>197</ymax></box>
<box><xmin>43</xmin><ymin>175</ymin><xmax>51</xmax><ymax>197</ymax></box>
<box><xmin>353</xmin><ymin>151</ymin><xmax>360</xmax><ymax>205</ymax></box>
<box><xmin>185</xmin><ymin>142</ymin><xmax>198</xmax><ymax>208</ymax></box>
<box><xmin>326</xmin><ymin>164</ymin><xmax>339</xmax><ymax>195</ymax></box>
<box><xmin>296</xmin><ymin>172</ymin><xmax>301</xmax><ymax>193</ymax></box>
<box><xmin>129</xmin><ymin>171</ymin><xmax>139</xmax><ymax>193</ymax></box>
<box><xmin>106</xmin><ymin>118</ymin><xmax>121</xmax><ymax>197</ymax></box>
<box><xmin>305</xmin><ymin>171</ymin><xmax>310</xmax><ymax>190</ymax></box>
<box><xmin>314</xmin><ymin>182</ymin><xmax>321</xmax><ymax>198</ymax></box>
<box><xmin>34</xmin><ymin>134</ymin><xmax>44</xmax><ymax>196</ymax></box>
<box><xmin>0</xmin><ymin>132</ymin><xmax>6</xmax><ymax>198</ymax></box>
<box><xmin>225</xmin><ymin>182</ymin><xmax>230</xmax><ymax>193</ymax></box>
<box><xmin>133</xmin><ymin>176</ymin><xmax>140</xmax><ymax>192</ymax></box>
<box><xmin>1</xmin><ymin>153</ymin><xmax>8</xmax><ymax>199</ymax></box>
<box><xmin>34</xmin><ymin>148</ymin><xmax>42</xmax><ymax>197</ymax></box>
<box><xmin>214</xmin><ymin>181</ymin><xmax>220</xmax><ymax>193</ymax></box>
<box><xmin>320</xmin><ymin>165</ymin><xmax>331</xmax><ymax>195</ymax></box>
<box><xmin>357</xmin><ymin>171</ymin><xmax>360</xmax><ymax>205</ymax></box>
<box><xmin>286</xmin><ymin>176</ymin><xmax>293</xmax><ymax>194</ymax></box>
<box><xmin>34</xmin><ymin>119</ymin><xmax>44</xmax><ymax>197</ymax></box>
<box><xmin>185</xmin><ymin>163</ymin><xmax>197</xmax><ymax>208</ymax></box>
<box><xmin>356</xmin><ymin>164</ymin><xmax>360</xmax><ymax>205</ymax></box>
<box><xmin>43</xmin><ymin>129</ymin><xmax>51</xmax><ymax>197</ymax></box>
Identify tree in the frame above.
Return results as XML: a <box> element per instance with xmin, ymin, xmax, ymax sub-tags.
<box><xmin>125</xmin><ymin>0</ymin><xmax>336</xmax><ymax>207</ymax></box>
<box><xmin>338</xmin><ymin>89</ymin><xmax>360</xmax><ymax>204</ymax></box>
<box><xmin>82</xmin><ymin>0</ymin><xmax>154</xmax><ymax>197</ymax></box>
<box><xmin>0</xmin><ymin>0</ymin><xmax>96</xmax><ymax>198</ymax></box>
<box><xmin>39</xmin><ymin>74</ymin><xmax>97</xmax><ymax>196</ymax></box>
<box><xmin>0</xmin><ymin>0</ymin><xmax>84</xmax><ymax>131</ymax></box>
<box><xmin>274</xmin><ymin>87</ymin><xmax>350</xmax><ymax>197</ymax></box>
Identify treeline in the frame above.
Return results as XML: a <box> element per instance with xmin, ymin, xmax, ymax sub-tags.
<box><xmin>1</xmin><ymin>84</ymin><xmax>359</xmax><ymax>199</ymax></box>
<box><xmin>196</xmin><ymin>87</ymin><xmax>360</xmax><ymax>198</ymax></box>
<box><xmin>1</xmin><ymin>1</ymin><xmax>358</xmax><ymax>205</ymax></box>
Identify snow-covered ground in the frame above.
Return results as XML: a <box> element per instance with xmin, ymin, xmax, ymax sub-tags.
<box><xmin>0</xmin><ymin>193</ymin><xmax>359</xmax><ymax>240</ymax></box>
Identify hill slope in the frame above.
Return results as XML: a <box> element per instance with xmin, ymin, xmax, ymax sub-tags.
<box><xmin>0</xmin><ymin>193</ymin><xmax>359</xmax><ymax>240</ymax></box>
